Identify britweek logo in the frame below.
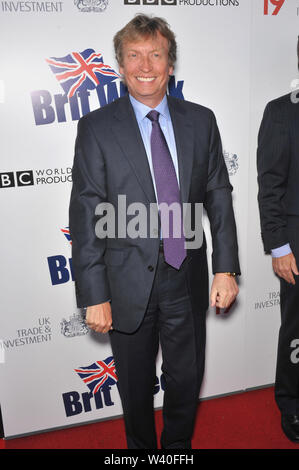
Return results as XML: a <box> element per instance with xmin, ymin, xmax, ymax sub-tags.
<box><xmin>47</xmin><ymin>226</ymin><xmax>74</xmax><ymax>286</ymax></box>
<box><xmin>62</xmin><ymin>356</ymin><xmax>166</xmax><ymax>417</ymax></box>
<box><xmin>62</xmin><ymin>357</ymin><xmax>117</xmax><ymax>417</ymax></box>
<box><xmin>30</xmin><ymin>48</ymin><xmax>185</xmax><ymax>126</ymax></box>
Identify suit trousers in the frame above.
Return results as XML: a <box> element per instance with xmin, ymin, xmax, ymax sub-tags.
<box><xmin>275</xmin><ymin>225</ymin><xmax>299</xmax><ymax>414</ymax></box>
<box><xmin>109</xmin><ymin>250</ymin><xmax>206</xmax><ymax>449</ymax></box>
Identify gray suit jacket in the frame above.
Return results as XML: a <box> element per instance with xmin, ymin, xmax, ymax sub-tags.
<box><xmin>69</xmin><ymin>94</ymin><xmax>240</xmax><ymax>333</ymax></box>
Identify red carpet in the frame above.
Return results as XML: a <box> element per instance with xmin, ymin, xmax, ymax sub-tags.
<box><xmin>1</xmin><ymin>387</ymin><xmax>299</xmax><ymax>449</ymax></box>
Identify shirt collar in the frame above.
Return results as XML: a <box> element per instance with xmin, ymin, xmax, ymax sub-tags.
<box><xmin>129</xmin><ymin>94</ymin><xmax>170</xmax><ymax>124</ymax></box>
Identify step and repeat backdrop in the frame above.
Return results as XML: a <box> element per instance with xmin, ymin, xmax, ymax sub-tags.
<box><xmin>0</xmin><ymin>0</ymin><xmax>298</xmax><ymax>438</ymax></box>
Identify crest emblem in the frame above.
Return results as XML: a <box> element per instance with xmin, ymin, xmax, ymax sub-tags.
<box><xmin>61</xmin><ymin>312</ymin><xmax>89</xmax><ymax>337</ymax></box>
<box><xmin>74</xmin><ymin>0</ymin><xmax>109</xmax><ymax>12</ymax></box>
<box><xmin>223</xmin><ymin>151</ymin><xmax>239</xmax><ymax>176</ymax></box>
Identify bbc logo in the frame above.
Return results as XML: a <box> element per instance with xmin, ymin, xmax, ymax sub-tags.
<box><xmin>124</xmin><ymin>0</ymin><xmax>177</xmax><ymax>5</ymax></box>
<box><xmin>0</xmin><ymin>170</ymin><xmax>34</xmax><ymax>188</ymax></box>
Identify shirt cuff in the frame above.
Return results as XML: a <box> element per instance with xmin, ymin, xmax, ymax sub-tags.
<box><xmin>271</xmin><ymin>243</ymin><xmax>292</xmax><ymax>258</ymax></box>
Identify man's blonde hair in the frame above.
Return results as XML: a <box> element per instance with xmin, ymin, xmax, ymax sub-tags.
<box><xmin>114</xmin><ymin>14</ymin><xmax>177</xmax><ymax>67</ymax></box>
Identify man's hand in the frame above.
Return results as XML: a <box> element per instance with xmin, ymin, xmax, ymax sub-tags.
<box><xmin>85</xmin><ymin>302</ymin><xmax>113</xmax><ymax>334</ymax></box>
<box><xmin>210</xmin><ymin>273</ymin><xmax>239</xmax><ymax>310</ymax></box>
<box><xmin>272</xmin><ymin>253</ymin><xmax>299</xmax><ymax>285</ymax></box>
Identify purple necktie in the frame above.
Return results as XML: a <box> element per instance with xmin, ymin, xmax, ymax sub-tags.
<box><xmin>147</xmin><ymin>110</ymin><xmax>186</xmax><ymax>269</ymax></box>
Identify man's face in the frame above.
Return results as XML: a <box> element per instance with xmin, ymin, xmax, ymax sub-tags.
<box><xmin>119</xmin><ymin>32</ymin><xmax>173</xmax><ymax>108</ymax></box>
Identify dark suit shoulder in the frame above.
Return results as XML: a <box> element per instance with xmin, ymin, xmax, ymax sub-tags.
<box><xmin>264</xmin><ymin>92</ymin><xmax>299</xmax><ymax>124</ymax></box>
<box><xmin>269</xmin><ymin>92</ymin><xmax>290</xmax><ymax>104</ymax></box>
<box><xmin>266</xmin><ymin>92</ymin><xmax>294</xmax><ymax>113</ymax></box>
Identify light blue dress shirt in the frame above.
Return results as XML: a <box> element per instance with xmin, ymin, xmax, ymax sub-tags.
<box><xmin>271</xmin><ymin>243</ymin><xmax>291</xmax><ymax>258</ymax></box>
<box><xmin>129</xmin><ymin>94</ymin><xmax>180</xmax><ymax>199</ymax></box>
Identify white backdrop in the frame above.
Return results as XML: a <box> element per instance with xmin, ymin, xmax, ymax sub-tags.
<box><xmin>0</xmin><ymin>0</ymin><xmax>297</xmax><ymax>438</ymax></box>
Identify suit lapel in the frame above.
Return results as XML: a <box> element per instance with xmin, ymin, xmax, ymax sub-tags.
<box><xmin>167</xmin><ymin>96</ymin><xmax>194</xmax><ymax>204</ymax></box>
<box><xmin>111</xmin><ymin>95</ymin><xmax>156</xmax><ymax>203</ymax></box>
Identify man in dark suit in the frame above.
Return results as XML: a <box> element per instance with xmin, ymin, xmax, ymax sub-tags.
<box><xmin>69</xmin><ymin>14</ymin><xmax>240</xmax><ymax>449</ymax></box>
<box><xmin>257</xmin><ymin>38</ymin><xmax>299</xmax><ymax>443</ymax></box>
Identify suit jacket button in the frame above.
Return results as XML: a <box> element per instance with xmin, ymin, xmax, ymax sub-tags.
<box><xmin>148</xmin><ymin>265</ymin><xmax>154</xmax><ymax>272</ymax></box>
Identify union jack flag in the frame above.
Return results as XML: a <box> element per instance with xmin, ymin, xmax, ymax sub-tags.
<box><xmin>75</xmin><ymin>356</ymin><xmax>118</xmax><ymax>395</ymax></box>
<box><xmin>61</xmin><ymin>227</ymin><xmax>72</xmax><ymax>246</ymax></box>
<box><xmin>46</xmin><ymin>48</ymin><xmax>119</xmax><ymax>99</ymax></box>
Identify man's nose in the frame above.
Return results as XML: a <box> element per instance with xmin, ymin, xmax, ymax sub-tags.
<box><xmin>139</xmin><ymin>56</ymin><xmax>152</xmax><ymax>71</ymax></box>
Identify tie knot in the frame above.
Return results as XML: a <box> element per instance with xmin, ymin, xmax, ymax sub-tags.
<box><xmin>147</xmin><ymin>110</ymin><xmax>160</xmax><ymax>123</ymax></box>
